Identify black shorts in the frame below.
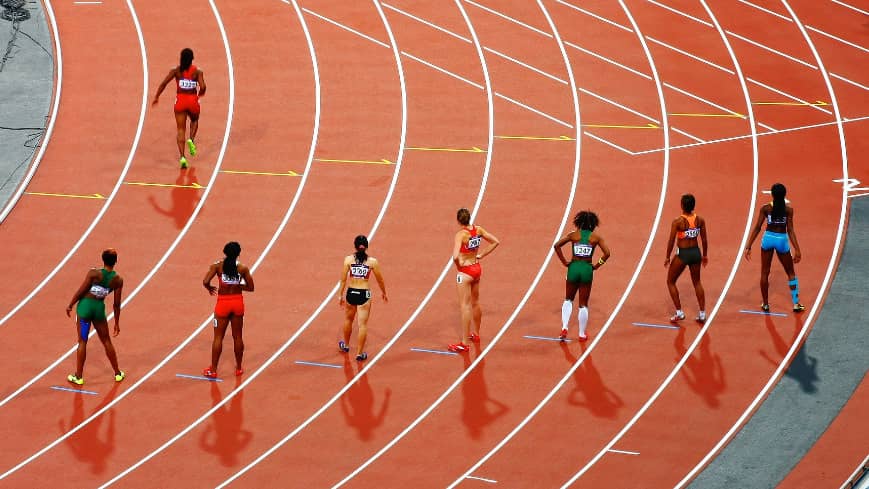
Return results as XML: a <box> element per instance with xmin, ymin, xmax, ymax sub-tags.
<box><xmin>346</xmin><ymin>288</ymin><xmax>371</xmax><ymax>306</ymax></box>
<box><xmin>676</xmin><ymin>246</ymin><xmax>702</xmax><ymax>265</ymax></box>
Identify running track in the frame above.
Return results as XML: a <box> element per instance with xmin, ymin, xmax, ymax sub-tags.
<box><xmin>0</xmin><ymin>0</ymin><xmax>865</xmax><ymax>487</ymax></box>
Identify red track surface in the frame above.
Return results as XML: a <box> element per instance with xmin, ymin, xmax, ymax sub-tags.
<box><xmin>1</xmin><ymin>0</ymin><xmax>865</xmax><ymax>487</ymax></box>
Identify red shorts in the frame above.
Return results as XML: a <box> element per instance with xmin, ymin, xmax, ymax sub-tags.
<box><xmin>458</xmin><ymin>263</ymin><xmax>482</xmax><ymax>282</ymax></box>
<box><xmin>174</xmin><ymin>93</ymin><xmax>200</xmax><ymax>115</ymax></box>
<box><xmin>214</xmin><ymin>294</ymin><xmax>244</xmax><ymax>318</ymax></box>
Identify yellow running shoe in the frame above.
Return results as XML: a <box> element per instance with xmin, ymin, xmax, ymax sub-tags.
<box><xmin>180</xmin><ymin>156</ymin><xmax>189</xmax><ymax>169</ymax></box>
<box><xmin>67</xmin><ymin>374</ymin><xmax>84</xmax><ymax>386</ymax></box>
<box><xmin>114</xmin><ymin>371</ymin><xmax>126</xmax><ymax>382</ymax></box>
<box><xmin>186</xmin><ymin>139</ymin><xmax>197</xmax><ymax>157</ymax></box>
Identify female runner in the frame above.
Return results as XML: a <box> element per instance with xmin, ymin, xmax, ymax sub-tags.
<box><xmin>202</xmin><ymin>242</ymin><xmax>254</xmax><ymax>378</ymax></box>
<box><xmin>554</xmin><ymin>210</ymin><xmax>611</xmax><ymax>341</ymax></box>
<box><xmin>65</xmin><ymin>249</ymin><xmax>125</xmax><ymax>385</ymax></box>
<box><xmin>665</xmin><ymin>194</ymin><xmax>709</xmax><ymax>323</ymax></box>
<box><xmin>338</xmin><ymin>235</ymin><xmax>387</xmax><ymax>362</ymax></box>
<box><xmin>450</xmin><ymin>208</ymin><xmax>500</xmax><ymax>353</ymax></box>
<box><xmin>744</xmin><ymin>183</ymin><xmax>804</xmax><ymax>312</ymax></box>
<box><xmin>152</xmin><ymin>48</ymin><xmax>207</xmax><ymax>169</ymax></box>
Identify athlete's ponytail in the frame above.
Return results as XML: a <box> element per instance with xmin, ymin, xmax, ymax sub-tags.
<box><xmin>771</xmin><ymin>183</ymin><xmax>787</xmax><ymax>221</ymax></box>
<box><xmin>222</xmin><ymin>241</ymin><xmax>241</xmax><ymax>280</ymax></box>
<box><xmin>179</xmin><ymin>48</ymin><xmax>194</xmax><ymax>73</ymax></box>
<box><xmin>354</xmin><ymin>235</ymin><xmax>368</xmax><ymax>264</ymax></box>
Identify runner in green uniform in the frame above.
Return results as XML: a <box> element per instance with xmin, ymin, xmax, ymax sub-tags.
<box><xmin>65</xmin><ymin>249</ymin><xmax>125</xmax><ymax>385</ymax></box>
<box><xmin>554</xmin><ymin>211</ymin><xmax>611</xmax><ymax>341</ymax></box>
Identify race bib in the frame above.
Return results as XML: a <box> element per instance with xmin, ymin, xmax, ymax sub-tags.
<box><xmin>573</xmin><ymin>242</ymin><xmax>593</xmax><ymax>258</ymax></box>
<box><xmin>467</xmin><ymin>235</ymin><xmax>481</xmax><ymax>250</ymax></box>
<box><xmin>89</xmin><ymin>284</ymin><xmax>111</xmax><ymax>299</ymax></box>
<box><xmin>683</xmin><ymin>228</ymin><xmax>699</xmax><ymax>239</ymax></box>
<box><xmin>178</xmin><ymin>78</ymin><xmax>197</xmax><ymax>90</ymax></box>
<box><xmin>350</xmin><ymin>264</ymin><xmax>370</xmax><ymax>279</ymax></box>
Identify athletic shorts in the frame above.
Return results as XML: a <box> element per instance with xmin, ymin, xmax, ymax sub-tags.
<box><xmin>76</xmin><ymin>297</ymin><xmax>107</xmax><ymax>322</ymax></box>
<box><xmin>676</xmin><ymin>246</ymin><xmax>702</xmax><ymax>265</ymax></box>
<box><xmin>566</xmin><ymin>260</ymin><xmax>593</xmax><ymax>284</ymax></box>
<box><xmin>457</xmin><ymin>263</ymin><xmax>482</xmax><ymax>283</ymax></box>
<box><xmin>174</xmin><ymin>93</ymin><xmax>200</xmax><ymax>115</ymax></box>
<box><xmin>761</xmin><ymin>230</ymin><xmax>790</xmax><ymax>254</ymax></box>
<box><xmin>214</xmin><ymin>294</ymin><xmax>244</xmax><ymax>318</ymax></box>
<box><xmin>346</xmin><ymin>288</ymin><xmax>371</xmax><ymax>306</ymax></box>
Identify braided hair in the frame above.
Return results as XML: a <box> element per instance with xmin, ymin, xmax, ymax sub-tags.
<box><xmin>354</xmin><ymin>235</ymin><xmax>368</xmax><ymax>264</ymax></box>
<box><xmin>222</xmin><ymin>241</ymin><xmax>241</xmax><ymax>280</ymax></box>
<box><xmin>770</xmin><ymin>183</ymin><xmax>787</xmax><ymax>221</ymax></box>
<box><xmin>573</xmin><ymin>210</ymin><xmax>599</xmax><ymax>231</ymax></box>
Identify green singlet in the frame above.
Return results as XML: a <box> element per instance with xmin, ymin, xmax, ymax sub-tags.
<box><xmin>566</xmin><ymin>230</ymin><xmax>594</xmax><ymax>284</ymax></box>
<box><xmin>76</xmin><ymin>269</ymin><xmax>117</xmax><ymax>321</ymax></box>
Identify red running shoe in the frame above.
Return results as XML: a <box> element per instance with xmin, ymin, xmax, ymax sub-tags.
<box><xmin>559</xmin><ymin>328</ymin><xmax>568</xmax><ymax>341</ymax></box>
<box><xmin>469</xmin><ymin>332</ymin><xmax>480</xmax><ymax>343</ymax></box>
<box><xmin>235</xmin><ymin>368</ymin><xmax>244</xmax><ymax>376</ymax></box>
<box><xmin>448</xmin><ymin>343</ymin><xmax>469</xmax><ymax>353</ymax></box>
<box><xmin>202</xmin><ymin>367</ymin><xmax>218</xmax><ymax>379</ymax></box>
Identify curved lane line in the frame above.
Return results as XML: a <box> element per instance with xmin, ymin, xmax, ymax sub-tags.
<box><xmin>99</xmin><ymin>0</ymin><xmax>411</xmax><ymax>484</ymax></box>
<box><xmin>561</xmin><ymin>0</ymin><xmax>761</xmax><ymax>482</ymax></box>
<box><xmin>214</xmin><ymin>0</ymin><xmax>496</xmax><ymax>485</ymax></box>
<box><xmin>0</xmin><ymin>0</ymin><xmax>238</xmax><ymax>478</ymax></box>
<box><xmin>674</xmin><ymin>1</ymin><xmax>850</xmax><ymax>486</ymax></box>
<box><xmin>447</xmin><ymin>0</ymin><xmax>676</xmax><ymax>485</ymax></box>
<box><xmin>0</xmin><ymin>0</ymin><xmax>63</xmax><ymax>224</ymax></box>
<box><xmin>335</xmin><ymin>0</ymin><xmax>584</xmax><ymax>484</ymax></box>
<box><xmin>0</xmin><ymin>0</ymin><xmax>147</xmax><ymax>327</ymax></box>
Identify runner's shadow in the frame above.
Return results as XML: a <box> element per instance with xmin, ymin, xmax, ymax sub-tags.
<box><xmin>199</xmin><ymin>377</ymin><xmax>252</xmax><ymax>466</ymax></box>
<box><xmin>147</xmin><ymin>168</ymin><xmax>200</xmax><ymax>229</ymax></box>
<box><xmin>58</xmin><ymin>382</ymin><xmax>121</xmax><ymax>474</ymax></box>
<box><xmin>461</xmin><ymin>347</ymin><xmax>509</xmax><ymax>440</ymax></box>
<box><xmin>674</xmin><ymin>329</ymin><xmax>726</xmax><ymax>408</ymax></box>
<box><xmin>759</xmin><ymin>315</ymin><xmax>818</xmax><ymax>394</ymax></box>
<box><xmin>561</xmin><ymin>342</ymin><xmax>623</xmax><ymax>418</ymax></box>
<box><xmin>341</xmin><ymin>356</ymin><xmax>390</xmax><ymax>441</ymax></box>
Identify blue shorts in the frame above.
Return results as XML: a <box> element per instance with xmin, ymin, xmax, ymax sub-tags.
<box><xmin>761</xmin><ymin>230</ymin><xmax>790</xmax><ymax>254</ymax></box>
<box><xmin>78</xmin><ymin>318</ymin><xmax>92</xmax><ymax>341</ymax></box>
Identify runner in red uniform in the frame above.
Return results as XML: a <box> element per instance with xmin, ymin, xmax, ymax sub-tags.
<box><xmin>202</xmin><ymin>242</ymin><xmax>254</xmax><ymax>378</ymax></box>
<box><xmin>450</xmin><ymin>208</ymin><xmax>499</xmax><ymax>352</ymax></box>
<box><xmin>152</xmin><ymin>48</ymin><xmax>207</xmax><ymax>169</ymax></box>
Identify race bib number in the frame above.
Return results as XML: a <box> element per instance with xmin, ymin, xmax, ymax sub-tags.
<box><xmin>573</xmin><ymin>243</ymin><xmax>593</xmax><ymax>257</ymax></box>
<box><xmin>467</xmin><ymin>235</ymin><xmax>481</xmax><ymax>250</ymax></box>
<box><xmin>178</xmin><ymin>78</ymin><xmax>197</xmax><ymax>90</ymax></box>
<box><xmin>350</xmin><ymin>264</ymin><xmax>370</xmax><ymax>278</ymax></box>
<box><xmin>89</xmin><ymin>284</ymin><xmax>111</xmax><ymax>299</ymax></box>
<box><xmin>683</xmin><ymin>228</ymin><xmax>699</xmax><ymax>239</ymax></box>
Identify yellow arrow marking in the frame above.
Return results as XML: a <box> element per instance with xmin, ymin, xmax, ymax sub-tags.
<box><xmin>221</xmin><ymin>170</ymin><xmax>301</xmax><ymax>176</ymax></box>
<box><xmin>124</xmin><ymin>182</ymin><xmax>205</xmax><ymax>189</ymax></box>
<box><xmin>315</xmin><ymin>158</ymin><xmax>393</xmax><ymax>165</ymax></box>
<box><xmin>406</xmin><ymin>146</ymin><xmax>486</xmax><ymax>153</ymax></box>
<box><xmin>583</xmin><ymin>122</ymin><xmax>659</xmax><ymax>129</ymax></box>
<box><xmin>670</xmin><ymin>112</ymin><xmax>745</xmax><ymax>118</ymax></box>
<box><xmin>495</xmin><ymin>135</ymin><xmax>576</xmax><ymax>141</ymax></box>
<box><xmin>25</xmin><ymin>192</ymin><xmax>105</xmax><ymax>199</ymax></box>
<box><xmin>752</xmin><ymin>100</ymin><xmax>828</xmax><ymax>106</ymax></box>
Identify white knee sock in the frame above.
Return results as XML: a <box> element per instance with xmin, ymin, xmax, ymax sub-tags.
<box><xmin>578</xmin><ymin>307</ymin><xmax>589</xmax><ymax>337</ymax></box>
<box><xmin>561</xmin><ymin>301</ymin><xmax>572</xmax><ymax>330</ymax></box>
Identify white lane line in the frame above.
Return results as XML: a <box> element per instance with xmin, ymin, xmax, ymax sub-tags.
<box><xmin>302</xmin><ymin>8</ymin><xmax>390</xmax><ymax>48</ymax></box>
<box><xmin>583</xmin><ymin>132</ymin><xmax>637</xmax><ymax>156</ymax></box>
<box><xmin>675</xmin><ymin>1</ymin><xmax>851</xmax><ymax>485</ymax></box>
<box><xmin>608</xmin><ymin>449</ymin><xmax>641</xmax><ymax>456</ymax></box>
<box><xmin>401</xmin><ymin>51</ymin><xmax>484</xmax><ymax>89</ymax></box>
<box><xmin>340</xmin><ymin>1</ymin><xmax>584</xmax><ymax>486</ymax></box>
<box><xmin>672</xmin><ymin>127</ymin><xmax>705</xmax><ymax>143</ymax></box>
<box><xmin>484</xmin><ymin>46</ymin><xmax>567</xmax><ymax>85</ymax></box>
<box><xmin>450</xmin><ymin>0</ymin><xmax>674</xmax><ymax>483</ymax></box>
<box><xmin>561</xmin><ymin>0</ymin><xmax>760</xmax><ymax>483</ymax></box>
<box><xmin>565</xmin><ymin>40</ymin><xmax>652</xmax><ymax>80</ymax></box>
<box><xmin>466</xmin><ymin>475</ymin><xmax>498</xmax><ymax>484</ymax></box>
<box><xmin>646</xmin><ymin>35</ymin><xmax>735</xmax><ymax>75</ymax></box>
<box><xmin>383</xmin><ymin>2</ymin><xmax>472</xmax><ymax>43</ymax></box>
<box><xmin>807</xmin><ymin>26</ymin><xmax>869</xmax><ymax>55</ymax></box>
<box><xmin>746</xmin><ymin>76</ymin><xmax>833</xmax><ymax>115</ymax></box>
<box><xmin>662</xmin><ymin>83</ymin><xmax>751</xmax><ymax>120</ymax></box>
<box><xmin>495</xmin><ymin>92</ymin><xmax>573</xmax><ymax>128</ymax></box>
<box><xmin>831</xmin><ymin>0</ymin><xmax>869</xmax><ymax>16</ymax></box>
<box><xmin>646</xmin><ymin>0</ymin><xmax>712</xmax><ymax>27</ymax></box>
<box><xmin>463</xmin><ymin>0</ymin><xmax>553</xmax><ymax>38</ymax></box>
<box><xmin>0</xmin><ymin>0</ymin><xmax>149</xmax><ymax>406</ymax></box>
<box><xmin>0</xmin><ymin>0</ymin><xmax>237</xmax><ymax>478</ymax></box>
<box><xmin>579</xmin><ymin>87</ymin><xmax>659</xmax><ymax>124</ymax></box>
<box><xmin>726</xmin><ymin>29</ymin><xmax>817</xmax><ymax>70</ymax></box>
<box><xmin>556</xmin><ymin>0</ymin><xmax>633</xmax><ymax>32</ymax></box>
<box><xmin>217</xmin><ymin>1</ymin><xmax>496</xmax><ymax>485</ymax></box>
<box><xmin>738</xmin><ymin>0</ymin><xmax>792</xmax><ymax>22</ymax></box>
<box><xmin>831</xmin><ymin>72</ymin><xmax>869</xmax><ymax>92</ymax></box>
<box><xmin>0</xmin><ymin>0</ymin><xmax>62</xmax><ymax>223</ymax></box>
<box><xmin>632</xmin><ymin>116</ymin><xmax>869</xmax><ymax>154</ymax></box>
